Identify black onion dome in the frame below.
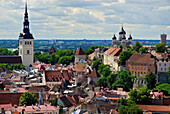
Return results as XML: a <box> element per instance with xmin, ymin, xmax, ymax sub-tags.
<box><xmin>119</xmin><ymin>26</ymin><xmax>126</xmax><ymax>34</ymax></box>
<box><xmin>128</xmin><ymin>34</ymin><xmax>132</xmax><ymax>40</ymax></box>
<box><xmin>112</xmin><ymin>34</ymin><xmax>116</xmax><ymax>40</ymax></box>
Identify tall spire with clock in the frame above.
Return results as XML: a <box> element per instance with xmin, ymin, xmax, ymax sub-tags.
<box><xmin>18</xmin><ymin>0</ymin><xmax>34</xmax><ymax>70</ymax></box>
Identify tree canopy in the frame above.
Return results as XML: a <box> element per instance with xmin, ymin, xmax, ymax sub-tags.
<box><xmin>139</xmin><ymin>47</ymin><xmax>148</xmax><ymax>53</ymax></box>
<box><xmin>98</xmin><ymin>63</ymin><xmax>111</xmax><ymax>77</ymax></box>
<box><xmin>117</xmin><ymin>98</ymin><xmax>142</xmax><ymax>114</ymax></box>
<box><xmin>97</xmin><ymin>77</ymin><xmax>107</xmax><ymax>88</ymax></box>
<box><xmin>19</xmin><ymin>92</ymin><xmax>38</xmax><ymax>106</ymax></box>
<box><xmin>0</xmin><ymin>48</ymin><xmax>18</xmax><ymax>55</ymax></box>
<box><xmin>133</xmin><ymin>41</ymin><xmax>143</xmax><ymax>52</ymax></box>
<box><xmin>145</xmin><ymin>71</ymin><xmax>156</xmax><ymax>89</ymax></box>
<box><xmin>153</xmin><ymin>83</ymin><xmax>170</xmax><ymax>95</ymax></box>
<box><xmin>155</xmin><ymin>43</ymin><xmax>166</xmax><ymax>53</ymax></box>
<box><xmin>129</xmin><ymin>88</ymin><xmax>152</xmax><ymax>105</ymax></box>
<box><xmin>112</xmin><ymin>70</ymin><xmax>133</xmax><ymax>91</ymax></box>
<box><xmin>118</xmin><ymin>48</ymin><xmax>133</xmax><ymax>65</ymax></box>
<box><xmin>0</xmin><ymin>63</ymin><xmax>26</xmax><ymax>70</ymax></box>
<box><xmin>91</xmin><ymin>59</ymin><xmax>102</xmax><ymax>70</ymax></box>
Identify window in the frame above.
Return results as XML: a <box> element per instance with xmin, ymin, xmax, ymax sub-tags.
<box><xmin>150</xmin><ymin>64</ymin><xmax>152</xmax><ymax>66</ymax></box>
<box><xmin>20</xmin><ymin>49</ymin><xmax>22</xmax><ymax>55</ymax></box>
<box><xmin>27</xmin><ymin>50</ymin><xmax>29</xmax><ymax>54</ymax></box>
<box><xmin>25</xmin><ymin>41</ymin><xmax>26</xmax><ymax>45</ymax></box>
<box><xmin>138</xmin><ymin>67</ymin><xmax>140</xmax><ymax>70</ymax></box>
<box><xmin>159</xmin><ymin>63</ymin><xmax>161</xmax><ymax>66</ymax></box>
<box><xmin>164</xmin><ymin>68</ymin><xmax>166</xmax><ymax>71</ymax></box>
<box><xmin>135</xmin><ymin>67</ymin><xmax>137</xmax><ymax>70</ymax></box>
<box><xmin>30</xmin><ymin>41</ymin><xmax>32</xmax><ymax>45</ymax></box>
<box><xmin>148</xmin><ymin>69</ymin><xmax>150</xmax><ymax>71</ymax></box>
<box><xmin>161</xmin><ymin>68</ymin><xmax>163</xmax><ymax>71</ymax></box>
<box><xmin>49</xmin><ymin>84</ymin><xmax>51</xmax><ymax>86</ymax></box>
<box><xmin>132</xmin><ymin>66</ymin><xmax>134</xmax><ymax>69</ymax></box>
<box><xmin>141</xmin><ymin>67</ymin><xmax>143</xmax><ymax>70</ymax></box>
<box><xmin>164</xmin><ymin>63</ymin><xmax>166</xmax><ymax>66</ymax></box>
<box><xmin>144</xmin><ymin>67</ymin><xmax>146</xmax><ymax>70</ymax></box>
<box><xmin>20</xmin><ymin>41</ymin><xmax>22</xmax><ymax>45</ymax></box>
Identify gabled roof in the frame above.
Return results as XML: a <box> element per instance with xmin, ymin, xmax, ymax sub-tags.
<box><xmin>127</xmin><ymin>53</ymin><xmax>155</xmax><ymax>63</ymax></box>
<box><xmin>89</xmin><ymin>68</ymin><xmax>101</xmax><ymax>78</ymax></box>
<box><xmin>48</xmin><ymin>46</ymin><xmax>56</xmax><ymax>53</ymax></box>
<box><xmin>137</xmin><ymin>105</ymin><xmax>170</xmax><ymax>113</ymax></box>
<box><xmin>0</xmin><ymin>56</ymin><xmax>22</xmax><ymax>64</ymax></box>
<box><xmin>75</xmin><ymin>47</ymin><xmax>86</xmax><ymax>55</ymax></box>
<box><xmin>45</xmin><ymin>70</ymin><xmax>71</xmax><ymax>82</ymax></box>
<box><xmin>59</xmin><ymin>96</ymin><xmax>73</xmax><ymax>108</ymax></box>
<box><xmin>105</xmin><ymin>48</ymin><xmax>122</xmax><ymax>56</ymax></box>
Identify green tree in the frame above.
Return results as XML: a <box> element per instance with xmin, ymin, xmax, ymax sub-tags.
<box><xmin>133</xmin><ymin>41</ymin><xmax>143</xmax><ymax>52</ymax></box>
<box><xmin>97</xmin><ymin>77</ymin><xmax>107</xmax><ymax>88</ymax></box>
<box><xmin>139</xmin><ymin>47</ymin><xmax>148</xmax><ymax>53</ymax></box>
<box><xmin>12</xmin><ymin>50</ymin><xmax>18</xmax><ymax>55</ymax></box>
<box><xmin>49</xmin><ymin>97</ymin><xmax>58</xmax><ymax>106</ymax></box>
<box><xmin>92</xmin><ymin>59</ymin><xmax>102</xmax><ymax>70</ymax></box>
<box><xmin>128</xmin><ymin>89</ymin><xmax>138</xmax><ymax>103</ymax></box>
<box><xmin>117</xmin><ymin>98</ymin><xmax>142</xmax><ymax>114</ymax></box>
<box><xmin>137</xmin><ymin>87</ymin><xmax>152</xmax><ymax>105</ymax></box>
<box><xmin>19</xmin><ymin>91</ymin><xmax>38</xmax><ymax>106</ymax></box>
<box><xmin>145</xmin><ymin>71</ymin><xmax>156</xmax><ymax>89</ymax></box>
<box><xmin>98</xmin><ymin>63</ymin><xmax>111</xmax><ymax>77</ymax></box>
<box><xmin>106</xmin><ymin>73</ymin><xmax>116</xmax><ymax>88</ymax></box>
<box><xmin>153</xmin><ymin>83</ymin><xmax>170</xmax><ymax>95</ymax></box>
<box><xmin>112</xmin><ymin>71</ymin><xmax>133</xmax><ymax>91</ymax></box>
<box><xmin>155</xmin><ymin>43</ymin><xmax>166</xmax><ymax>53</ymax></box>
<box><xmin>118</xmin><ymin>49</ymin><xmax>133</xmax><ymax>65</ymax></box>
<box><xmin>59</xmin><ymin>105</ymin><xmax>63</xmax><ymax>114</ymax></box>
<box><xmin>49</xmin><ymin>53</ymin><xmax>57</xmax><ymax>65</ymax></box>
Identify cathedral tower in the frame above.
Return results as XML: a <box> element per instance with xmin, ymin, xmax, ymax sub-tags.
<box><xmin>18</xmin><ymin>1</ymin><xmax>34</xmax><ymax>70</ymax></box>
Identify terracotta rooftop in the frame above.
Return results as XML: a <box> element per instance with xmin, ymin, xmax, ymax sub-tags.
<box><xmin>16</xmin><ymin>104</ymin><xmax>59</xmax><ymax>112</ymax></box>
<box><xmin>151</xmin><ymin>52</ymin><xmax>163</xmax><ymax>59</ymax></box>
<box><xmin>137</xmin><ymin>105</ymin><xmax>170</xmax><ymax>113</ymax></box>
<box><xmin>48</xmin><ymin>46</ymin><xmax>56</xmax><ymax>53</ymax></box>
<box><xmin>105</xmin><ymin>48</ymin><xmax>122</xmax><ymax>56</ymax></box>
<box><xmin>72</xmin><ymin>67</ymin><xmax>87</xmax><ymax>72</ymax></box>
<box><xmin>127</xmin><ymin>53</ymin><xmax>155</xmax><ymax>63</ymax></box>
<box><xmin>0</xmin><ymin>56</ymin><xmax>22</xmax><ymax>64</ymax></box>
<box><xmin>45</xmin><ymin>70</ymin><xmax>71</xmax><ymax>82</ymax></box>
<box><xmin>59</xmin><ymin>96</ymin><xmax>73</xmax><ymax>108</ymax></box>
<box><xmin>75</xmin><ymin>47</ymin><xmax>86</xmax><ymax>55</ymax></box>
<box><xmin>89</xmin><ymin>68</ymin><xmax>101</xmax><ymax>78</ymax></box>
<box><xmin>0</xmin><ymin>103</ymin><xmax>13</xmax><ymax>111</ymax></box>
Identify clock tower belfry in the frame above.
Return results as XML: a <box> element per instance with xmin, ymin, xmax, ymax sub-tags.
<box><xmin>18</xmin><ymin>1</ymin><xmax>34</xmax><ymax>70</ymax></box>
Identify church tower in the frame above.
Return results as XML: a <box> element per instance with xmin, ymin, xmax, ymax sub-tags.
<box><xmin>18</xmin><ymin>1</ymin><xmax>34</xmax><ymax>70</ymax></box>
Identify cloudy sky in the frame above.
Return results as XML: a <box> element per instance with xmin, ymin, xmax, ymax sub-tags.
<box><xmin>0</xmin><ymin>0</ymin><xmax>169</xmax><ymax>40</ymax></box>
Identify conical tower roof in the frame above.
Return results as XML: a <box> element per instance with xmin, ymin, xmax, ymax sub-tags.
<box><xmin>75</xmin><ymin>47</ymin><xmax>86</xmax><ymax>55</ymax></box>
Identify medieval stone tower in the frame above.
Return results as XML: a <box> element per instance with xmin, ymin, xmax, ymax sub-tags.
<box><xmin>18</xmin><ymin>1</ymin><xmax>34</xmax><ymax>70</ymax></box>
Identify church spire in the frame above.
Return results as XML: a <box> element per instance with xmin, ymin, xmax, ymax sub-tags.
<box><xmin>23</xmin><ymin>0</ymin><xmax>30</xmax><ymax>33</ymax></box>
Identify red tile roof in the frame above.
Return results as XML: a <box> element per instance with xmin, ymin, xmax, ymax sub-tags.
<box><xmin>45</xmin><ymin>70</ymin><xmax>71</xmax><ymax>82</ymax></box>
<box><xmin>137</xmin><ymin>105</ymin><xmax>170</xmax><ymax>113</ymax></box>
<box><xmin>0</xmin><ymin>103</ymin><xmax>13</xmax><ymax>111</ymax></box>
<box><xmin>48</xmin><ymin>46</ymin><xmax>56</xmax><ymax>53</ymax></box>
<box><xmin>127</xmin><ymin>53</ymin><xmax>155</xmax><ymax>63</ymax></box>
<box><xmin>0</xmin><ymin>56</ymin><xmax>22</xmax><ymax>64</ymax></box>
<box><xmin>105</xmin><ymin>48</ymin><xmax>122</xmax><ymax>56</ymax></box>
<box><xmin>59</xmin><ymin>96</ymin><xmax>73</xmax><ymax>108</ymax></box>
<box><xmin>17</xmin><ymin>104</ymin><xmax>59</xmax><ymax>112</ymax></box>
<box><xmin>75</xmin><ymin>47</ymin><xmax>86</xmax><ymax>55</ymax></box>
<box><xmin>151</xmin><ymin>52</ymin><xmax>163</xmax><ymax>59</ymax></box>
<box><xmin>89</xmin><ymin>68</ymin><xmax>101</xmax><ymax>78</ymax></box>
<box><xmin>0</xmin><ymin>93</ymin><xmax>39</xmax><ymax>106</ymax></box>
<box><xmin>66</xmin><ymin>96</ymin><xmax>78</xmax><ymax>106</ymax></box>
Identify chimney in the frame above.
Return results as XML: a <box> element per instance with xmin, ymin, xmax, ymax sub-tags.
<box><xmin>22</xmin><ymin>109</ymin><xmax>25</xmax><ymax>114</ymax></box>
<box><xmin>75</xmin><ymin>75</ymin><xmax>78</xmax><ymax>86</ymax></box>
<box><xmin>1</xmin><ymin>108</ymin><xmax>5</xmax><ymax>114</ymax></box>
<box><xmin>88</xmin><ymin>76</ymin><xmax>91</xmax><ymax>84</ymax></box>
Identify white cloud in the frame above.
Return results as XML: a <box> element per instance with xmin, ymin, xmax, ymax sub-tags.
<box><xmin>0</xmin><ymin>0</ymin><xmax>169</xmax><ymax>39</ymax></box>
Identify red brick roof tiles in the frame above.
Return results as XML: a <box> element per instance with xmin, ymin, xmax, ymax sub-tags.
<box><xmin>75</xmin><ymin>47</ymin><xmax>86</xmax><ymax>55</ymax></box>
<box><xmin>105</xmin><ymin>48</ymin><xmax>122</xmax><ymax>56</ymax></box>
<box><xmin>17</xmin><ymin>104</ymin><xmax>59</xmax><ymax>112</ymax></box>
<box><xmin>127</xmin><ymin>53</ymin><xmax>155</xmax><ymax>63</ymax></box>
<box><xmin>48</xmin><ymin>46</ymin><xmax>56</xmax><ymax>53</ymax></box>
<box><xmin>137</xmin><ymin>105</ymin><xmax>170</xmax><ymax>113</ymax></box>
<box><xmin>89</xmin><ymin>68</ymin><xmax>101</xmax><ymax>78</ymax></box>
<box><xmin>0</xmin><ymin>56</ymin><xmax>22</xmax><ymax>64</ymax></box>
